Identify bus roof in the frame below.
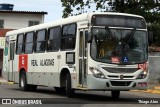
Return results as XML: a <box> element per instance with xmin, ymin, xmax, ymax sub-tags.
<box><xmin>6</xmin><ymin>12</ymin><xmax>144</xmax><ymax>36</ymax></box>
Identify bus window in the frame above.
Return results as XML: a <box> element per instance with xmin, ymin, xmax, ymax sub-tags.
<box><xmin>61</xmin><ymin>23</ymin><xmax>76</xmax><ymax>50</ymax></box>
<box><xmin>47</xmin><ymin>27</ymin><xmax>60</xmax><ymax>51</ymax></box>
<box><xmin>35</xmin><ymin>29</ymin><xmax>46</xmax><ymax>53</ymax></box>
<box><xmin>16</xmin><ymin>34</ymin><xmax>24</xmax><ymax>54</ymax></box>
<box><xmin>24</xmin><ymin>32</ymin><xmax>34</xmax><ymax>54</ymax></box>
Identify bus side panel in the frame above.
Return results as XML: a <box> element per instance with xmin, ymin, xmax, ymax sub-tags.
<box><xmin>32</xmin><ymin>53</ymin><xmax>60</xmax><ymax>87</ymax></box>
<box><xmin>27</xmin><ymin>54</ymin><xmax>34</xmax><ymax>84</ymax></box>
<box><xmin>45</xmin><ymin>52</ymin><xmax>60</xmax><ymax>87</ymax></box>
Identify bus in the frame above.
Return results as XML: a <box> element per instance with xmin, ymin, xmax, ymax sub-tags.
<box><xmin>2</xmin><ymin>12</ymin><xmax>148</xmax><ymax>99</ymax></box>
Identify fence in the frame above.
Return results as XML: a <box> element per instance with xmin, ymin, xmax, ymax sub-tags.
<box><xmin>149</xmin><ymin>52</ymin><xmax>160</xmax><ymax>83</ymax></box>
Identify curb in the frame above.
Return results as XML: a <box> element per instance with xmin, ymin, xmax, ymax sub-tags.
<box><xmin>131</xmin><ymin>89</ymin><xmax>160</xmax><ymax>95</ymax></box>
<box><xmin>0</xmin><ymin>77</ymin><xmax>14</xmax><ymax>84</ymax></box>
<box><xmin>0</xmin><ymin>82</ymin><xmax>14</xmax><ymax>84</ymax></box>
<box><xmin>154</xmin><ymin>86</ymin><xmax>160</xmax><ymax>90</ymax></box>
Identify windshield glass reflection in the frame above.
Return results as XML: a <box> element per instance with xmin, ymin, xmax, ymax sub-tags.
<box><xmin>91</xmin><ymin>28</ymin><xmax>148</xmax><ymax>64</ymax></box>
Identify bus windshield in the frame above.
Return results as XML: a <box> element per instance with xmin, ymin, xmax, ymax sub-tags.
<box><xmin>91</xmin><ymin>28</ymin><xmax>148</xmax><ymax>64</ymax></box>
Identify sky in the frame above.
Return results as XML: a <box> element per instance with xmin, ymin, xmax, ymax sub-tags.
<box><xmin>0</xmin><ymin>0</ymin><xmax>63</xmax><ymax>22</ymax></box>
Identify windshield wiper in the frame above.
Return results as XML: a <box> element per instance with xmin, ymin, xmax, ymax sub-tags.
<box><xmin>121</xmin><ymin>28</ymin><xmax>136</xmax><ymax>48</ymax></box>
<box><xmin>125</xmin><ymin>28</ymin><xmax>136</xmax><ymax>42</ymax></box>
<box><xmin>105</xmin><ymin>26</ymin><xmax>114</xmax><ymax>39</ymax></box>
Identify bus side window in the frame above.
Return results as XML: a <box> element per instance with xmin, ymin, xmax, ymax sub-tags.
<box><xmin>24</xmin><ymin>32</ymin><xmax>34</xmax><ymax>54</ymax></box>
<box><xmin>16</xmin><ymin>34</ymin><xmax>24</xmax><ymax>54</ymax></box>
<box><xmin>35</xmin><ymin>29</ymin><xmax>47</xmax><ymax>53</ymax></box>
<box><xmin>61</xmin><ymin>23</ymin><xmax>76</xmax><ymax>50</ymax></box>
<box><xmin>47</xmin><ymin>26</ymin><xmax>60</xmax><ymax>51</ymax></box>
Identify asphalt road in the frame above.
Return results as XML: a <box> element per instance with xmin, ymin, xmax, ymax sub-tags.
<box><xmin>0</xmin><ymin>84</ymin><xmax>160</xmax><ymax>107</ymax></box>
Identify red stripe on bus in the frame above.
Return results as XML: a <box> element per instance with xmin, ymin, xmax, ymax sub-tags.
<box><xmin>18</xmin><ymin>54</ymin><xmax>28</xmax><ymax>72</ymax></box>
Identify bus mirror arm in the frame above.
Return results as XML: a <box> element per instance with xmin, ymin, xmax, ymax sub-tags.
<box><xmin>85</xmin><ymin>31</ymin><xmax>92</xmax><ymax>43</ymax></box>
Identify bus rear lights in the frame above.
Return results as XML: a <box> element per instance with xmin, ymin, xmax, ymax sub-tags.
<box><xmin>138</xmin><ymin>82</ymin><xmax>147</xmax><ymax>87</ymax></box>
<box><xmin>89</xmin><ymin>67</ymin><xmax>106</xmax><ymax>79</ymax></box>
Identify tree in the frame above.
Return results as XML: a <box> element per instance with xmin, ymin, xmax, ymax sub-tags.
<box><xmin>61</xmin><ymin>0</ymin><xmax>108</xmax><ymax>18</ymax></box>
<box><xmin>61</xmin><ymin>0</ymin><xmax>160</xmax><ymax>47</ymax></box>
<box><xmin>61</xmin><ymin>0</ymin><xmax>160</xmax><ymax>23</ymax></box>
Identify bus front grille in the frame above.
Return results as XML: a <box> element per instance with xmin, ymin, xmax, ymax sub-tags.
<box><xmin>102</xmin><ymin>67</ymin><xmax>138</xmax><ymax>73</ymax></box>
<box><xmin>108</xmin><ymin>75</ymin><xmax>134</xmax><ymax>79</ymax></box>
<box><xmin>110</xmin><ymin>81</ymin><xmax>131</xmax><ymax>86</ymax></box>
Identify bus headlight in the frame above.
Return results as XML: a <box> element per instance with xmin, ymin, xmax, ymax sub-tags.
<box><xmin>89</xmin><ymin>67</ymin><xmax>106</xmax><ymax>79</ymax></box>
<box><xmin>137</xmin><ymin>70</ymin><xmax>148</xmax><ymax>79</ymax></box>
<box><xmin>137</xmin><ymin>63</ymin><xmax>148</xmax><ymax>79</ymax></box>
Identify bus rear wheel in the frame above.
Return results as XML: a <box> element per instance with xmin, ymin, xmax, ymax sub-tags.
<box><xmin>54</xmin><ymin>87</ymin><xmax>65</xmax><ymax>93</ymax></box>
<box><xmin>19</xmin><ymin>71</ymin><xmax>29</xmax><ymax>91</ymax></box>
<box><xmin>29</xmin><ymin>85</ymin><xmax>37</xmax><ymax>91</ymax></box>
<box><xmin>111</xmin><ymin>91</ymin><xmax>120</xmax><ymax>99</ymax></box>
<box><xmin>66</xmin><ymin>73</ymin><xmax>75</xmax><ymax>97</ymax></box>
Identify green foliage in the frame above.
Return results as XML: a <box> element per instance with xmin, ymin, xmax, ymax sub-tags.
<box><xmin>148</xmin><ymin>23</ymin><xmax>160</xmax><ymax>46</ymax></box>
<box><xmin>61</xmin><ymin>0</ymin><xmax>160</xmax><ymax>20</ymax></box>
<box><xmin>61</xmin><ymin>0</ymin><xmax>160</xmax><ymax>46</ymax></box>
<box><xmin>61</xmin><ymin>0</ymin><xmax>109</xmax><ymax>18</ymax></box>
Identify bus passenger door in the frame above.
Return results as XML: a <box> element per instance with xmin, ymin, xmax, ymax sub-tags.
<box><xmin>79</xmin><ymin>29</ymin><xmax>88</xmax><ymax>87</ymax></box>
<box><xmin>8</xmin><ymin>41</ymin><xmax>15</xmax><ymax>81</ymax></box>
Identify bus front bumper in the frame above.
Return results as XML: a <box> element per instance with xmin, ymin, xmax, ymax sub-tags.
<box><xmin>86</xmin><ymin>75</ymin><xmax>148</xmax><ymax>91</ymax></box>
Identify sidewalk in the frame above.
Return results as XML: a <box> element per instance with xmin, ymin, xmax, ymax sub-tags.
<box><xmin>0</xmin><ymin>76</ymin><xmax>14</xmax><ymax>84</ymax></box>
<box><xmin>131</xmin><ymin>82</ymin><xmax>160</xmax><ymax>94</ymax></box>
<box><xmin>132</xmin><ymin>87</ymin><xmax>160</xmax><ymax>95</ymax></box>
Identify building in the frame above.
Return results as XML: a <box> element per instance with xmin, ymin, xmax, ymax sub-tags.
<box><xmin>0</xmin><ymin>10</ymin><xmax>47</xmax><ymax>29</ymax></box>
<box><xmin>0</xmin><ymin>3</ymin><xmax>47</xmax><ymax>29</ymax></box>
<box><xmin>0</xmin><ymin>3</ymin><xmax>47</xmax><ymax>76</ymax></box>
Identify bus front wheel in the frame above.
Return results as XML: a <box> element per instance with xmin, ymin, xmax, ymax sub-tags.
<box><xmin>111</xmin><ymin>91</ymin><xmax>120</xmax><ymax>99</ymax></box>
<box><xmin>66</xmin><ymin>73</ymin><xmax>75</xmax><ymax>97</ymax></box>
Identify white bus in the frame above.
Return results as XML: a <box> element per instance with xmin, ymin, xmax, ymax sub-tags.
<box><xmin>3</xmin><ymin>12</ymin><xmax>148</xmax><ymax>99</ymax></box>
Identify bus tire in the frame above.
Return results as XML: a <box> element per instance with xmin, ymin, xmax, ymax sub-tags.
<box><xmin>29</xmin><ymin>85</ymin><xmax>37</xmax><ymax>91</ymax></box>
<box><xmin>19</xmin><ymin>71</ymin><xmax>29</xmax><ymax>91</ymax></box>
<box><xmin>66</xmin><ymin>73</ymin><xmax>75</xmax><ymax>97</ymax></box>
<box><xmin>111</xmin><ymin>91</ymin><xmax>120</xmax><ymax>99</ymax></box>
<box><xmin>54</xmin><ymin>87</ymin><xmax>65</xmax><ymax>93</ymax></box>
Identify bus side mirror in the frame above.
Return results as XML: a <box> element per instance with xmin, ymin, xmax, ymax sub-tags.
<box><xmin>85</xmin><ymin>31</ymin><xmax>92</xmax><ymax>43</ymax></box>
<box><xmin>148</xmin><ymin>31</ymin><xmax>153</xmax><ymax>45</ymax></box>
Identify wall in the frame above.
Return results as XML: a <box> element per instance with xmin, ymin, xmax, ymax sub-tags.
<box><xmin>0</xmin><ymin>12</ymin><xmax>44</xmax><ymax>76</ymax></box>
<box><xmin>0</xmin><ymin>13</ymin><xmax>43</xmax><ymax>29</ymax></box>
<box><xmin>149</xmin><ymin>52</ymin><xmax>160</xmax><ymax>82</ymax></box>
